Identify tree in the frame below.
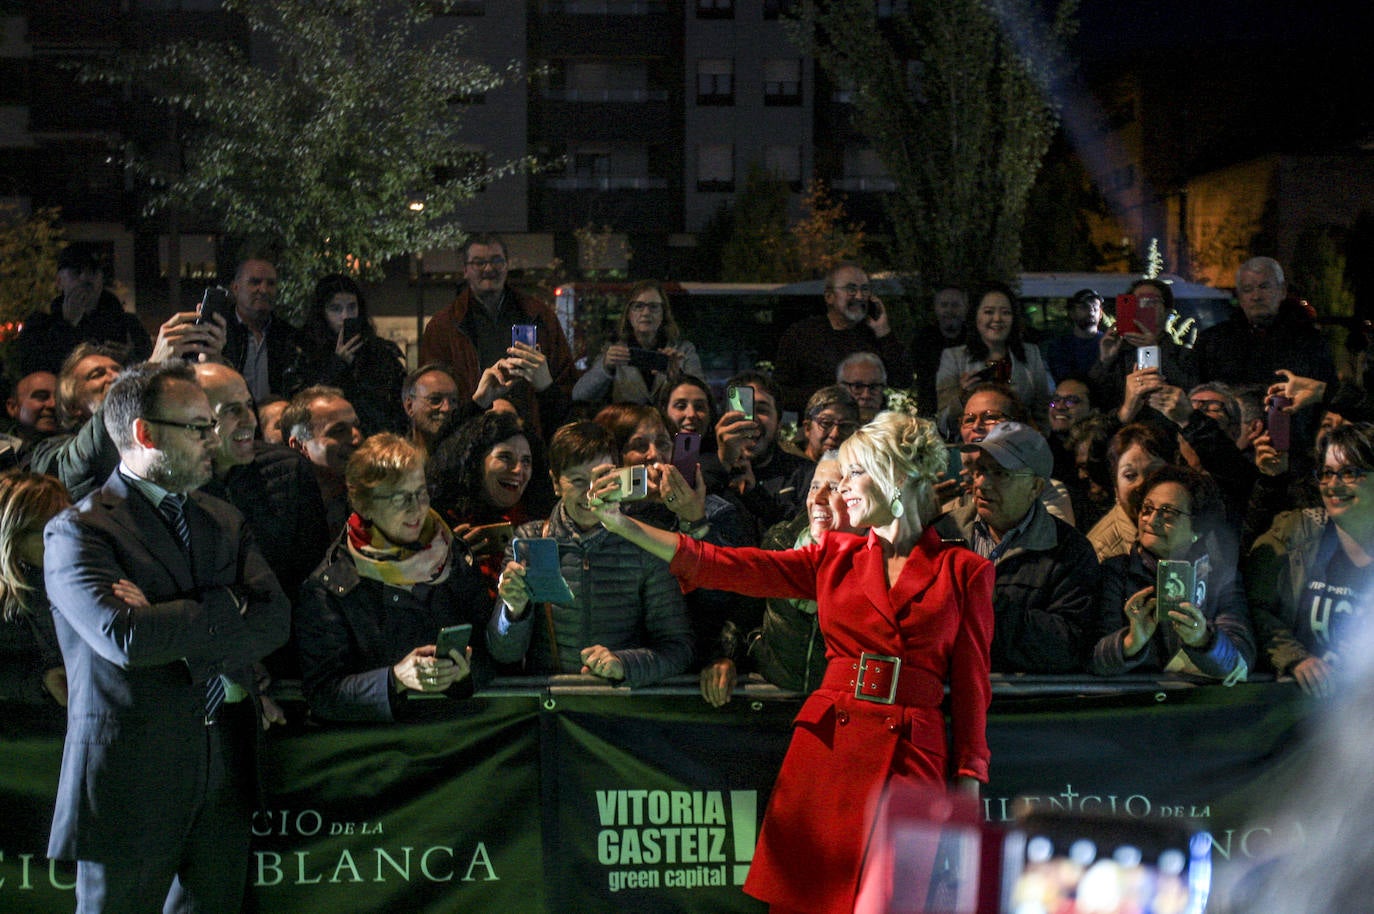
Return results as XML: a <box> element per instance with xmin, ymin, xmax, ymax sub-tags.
<box><xmin>0</xmin><ymin>205</ymin><xmax>64</xmax><ymax>370</ymax></box>
<box><xmin>790</xmin><ymin>0</ymin><xmax>1076</xmax><ymax>289</ymax></box>
<box><xmin>790</xmin><ymin>180</ymin><xmax>866</xmax><ymax>278</ymax></box>
<box><xmin>84</xmin><ymin>0</ymin><xmax>532</xmax><ymax>318</ymax></box>
<box><xmin>720</xmin><ymin>164</ymin><xmax>794</xmax><ymax>282</ymax></box>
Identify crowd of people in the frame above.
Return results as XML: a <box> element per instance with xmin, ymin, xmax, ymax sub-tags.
<box><xmin>1</xmin><ymin>236</ymin><xmax>1368</xmax><ymax>913</ymax></box>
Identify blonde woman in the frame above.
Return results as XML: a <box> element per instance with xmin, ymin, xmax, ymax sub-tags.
<box><xmin>0</xmin><ymin>471</ymin><xmax>71</xmax><ymax>706</ymax></box>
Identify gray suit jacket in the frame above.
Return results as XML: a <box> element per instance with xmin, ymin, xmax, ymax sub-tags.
<box><xmin>44</xmin><ymin>470</ymin><xmax>289</xmax><ymax>861</ymax></box>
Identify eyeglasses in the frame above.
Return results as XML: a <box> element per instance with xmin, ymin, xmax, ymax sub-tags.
<box><xmin>960</xmin><ymin>410</ymin><xmax>1007</xmax><ymax>428</ymax></box>
<box><xmin>144</xmin><ymin>417</ymin><xmax>218</xmax><ymax>441</ymax></box>
<box><xmin>1139</xmin><ymin>501</ymin><xmax>1190</xmax><ymax>524</ymax></box>
<box><xmin>375</xmin><ymin>486</ymin><xmax>430</xmax><ymax>510</ymax></box>
<box><xmin>841</xmin><ymin>381</ymin><xmax>885</xmax><ymax>394</ymax></box>
<box><xmin>830</xmin><ymin>283</ymin><xmax>871</xmax><ymax>296</ymax></box>
<box><xmin>419</xmin><ymin>394</ymin><xmax>459</xmax><ymax>409</ymax></box>
<box><xmin>628</xmin><ymin>300</ymin><xmax>663</xmax><ymax>313</ymax></box>
<box><xmin>1049</xmin><ymin>396</ymin><xmax>1084</xmax><ymax>408</ymax></box>
<box><xmin>1315</xmin><ymin>466</ymin><xmax>1370</xmax><ymax>486</ymax></box>
<box><xmin>809</xmin><ymin>417</ymin><xmax>858</xmax><ymax>435</ymax></box>
<box><xmin>467</xmin><ymin>256</ymin><xmax>507</xmax><ymax>270</ymax></box>
<box><xmin>1190</xmin><ymin>399</ymin><xmax>1230</xmax><ymax>416</ymax></box>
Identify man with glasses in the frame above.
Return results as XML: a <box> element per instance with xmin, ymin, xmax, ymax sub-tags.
<box><xmin>403</xmin><ymin>364</ymin><xmax>462</xmax><ymax>454</ymax></box>
<box><xmin>44</xmin><ymin>359</ymin><xmax>289</xmax><ymax>913</ymax></box>
<box><xmin>836</xmin><ymin>351</ymin><xmax>887</xmax><ymax>421</ymax></box>
<box><xmin>773</xmin><ymin>261</ymin><xmax>912</xmax><ymax>413</ymax></box>
<box><xmin>948</xmin><ymin>421</ymin><xmax>1099</xmax><ymax>672</ymax></box>
<box><xmin>419</xmin><ymin>233</ymin><xmax>574</xmax><ymax>438</ymax></box>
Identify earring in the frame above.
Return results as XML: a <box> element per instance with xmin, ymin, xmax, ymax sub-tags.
<box><xmin>889</xmin><ymin>494</ymin><xmax>905</xmax><ymax>519</ymax></box>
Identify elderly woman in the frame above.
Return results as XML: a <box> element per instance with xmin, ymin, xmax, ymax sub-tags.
<box><xmin>1248</xmin><ymin>422</ymin><xmax>1374</xmax><ymax>697</ymax></box>
<box><xmin>796</xmin><ymin>386</ymin><xmax>860</xmax><ymax>462</ymax></box>
<box><xmin>296</xmin><ymin>433</ymin><xmax>488</xmax><ymax>723</ymax></box>
<box><xmin>1091</xmin><ymin>465</ymin><xmax>1254</xmax><ymax>680</ymax></box>
<box><xmin>1087</xmin><ymin>422</ymin><xmax>1178</xmax><ymax>561</ymax></box>
<box><xmin>587</xmin><ymin>411</ymin><xmax>994</xmax><ymax>914</ymax></box>
<box><xmin>491</xmin><ymin>421</ymin><xmax>693</xmax><ymax>685</ymax></box>
<box><xmin>0</xmin><ymin>471</ymin><xmax>71</xmax><ymax>707</ymax></box>
<box><xmin>572</xmin><ymin>280</ymin><xmax>703</xmax><ymax>407</ymax></box>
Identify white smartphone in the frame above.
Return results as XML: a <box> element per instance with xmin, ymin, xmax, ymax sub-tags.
<box><xmin>1135</xmin><ymin>345</ymin><xmax>1161</xmax><ymax>372</ymax></box>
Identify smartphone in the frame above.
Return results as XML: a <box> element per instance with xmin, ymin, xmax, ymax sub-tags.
<box><xmin>1267</xmin><ymin>395</ymin><xmax>1292</xmax><ymax>451</ymax></box>
<box><xmin>1001</xmin><ymin>810</ymin><xmax>1211</xmax><ymax>914</ymax></box>
<box><xmin>195</xmin><ymin>286</ymin><xmax>231</xmax><ymax>326</ymax></box>
<box><xmin>1115</xmin><ymin>293</ymin><xmax>1157</xmax><ymax>337</ymax></box>
<box><xmin>511</xmin><ymin>324</ymin><xmax>539</xmax><ymax>348</ymax></box>
<box><xmin>865</xmin><ymin>298</ymin><xmax>881</xmax><ymax>321</ymax></box>
<box><xmin>628</xmin><ymin>347</ymin><xmax>671</xmax><ymax>373</ymax></box>
<box><xmin>672</xmin><ymin>432</ymin><xmax>702</xmax><ymax>487</ymax></box>
<box><xmin>944</xmin><ymin>444</ymin><xmax>965</xmax><ymax>483</ymax></box>
<box><xmin>727</xmin><ymin>384</ymin><xmax>755</xmax><ymax>420</ymax></box>
<box><xmin>513</xmin><ymin>537</ymin><xmax>576</xmax><ymax>604</ymax></box>
<box><xmin>609</xmin><ymin>465</ymin><xmax>649</xmax><ymax>502</ymax></box>
<box><xmin>341</xmin><ymin>315</ymin><xmax>366</xmax><ymax>340</ymax></box>
<box><xmin>1157</xmin><ymin>559</ymin><xmax>1196</xmax><ymax>621</ymax></box>
<box><xmin>435</xmin><ymin>623</ymin><xmax>472</xmax><ymax>660</ymax></box>
<box><xmin>468</xmin><ymin>521</ymin><xmax>514</xmax><ymax>555</ymax></box>
<box><xmin>1135</xmin><ymin>344</ymin><xmax>1161</xmax><ymax>372</ymax></box>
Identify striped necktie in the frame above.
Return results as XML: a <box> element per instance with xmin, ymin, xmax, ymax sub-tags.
<box><xmin>159</xmin><ymin>494</ymin><xmax>223</xmax><ymax>723</ymax></box>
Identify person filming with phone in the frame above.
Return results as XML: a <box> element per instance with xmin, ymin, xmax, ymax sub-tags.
<box><xmin>572</xmin><ymin>280</ymin><xmax>703</xmax><ymax>408</ymax></box>
<box><xmin>490</xmin><ymin>421</ymin><xmax>692</xmax><ymax>686</ymax></box>
<box><xmin>1090</xmin><ymin>465</ymin><xmax>1254</xmax><ymax>680</ymax></box>
<box><xmin>296</xmin><ymin>433</ymin><xmax>488</xmax><ymax>723</ymax></box>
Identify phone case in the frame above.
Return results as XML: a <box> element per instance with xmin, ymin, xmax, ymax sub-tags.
<box><xmin>1136</xmin><ymin>345</ymin><xmax>1161</xmax><ymax>371</ymax></box>
<box><xmin>514</xmin><ymin>538</ymin><xmax>575</xmax><ymax>604</ymax></box>
<box><xmin>1156</xmin><ymin>559</ymin><xmax>1197</xmax><ymax>618</ymax></box>
<box><xmin>435</xmin><ymin>624</ymin><xmax>472</xmax><ymax>659</ymax></box>
<box><xmin>672</xmin><ymin>432</ymin><xmax>701</xmax><ymax>487</ymax></box>
<box><xmin>727</xmin><ymin>385</ymin><xmax>755</xmax><ymax>419</ymax></box>
<box><xmin>512</xmin><ymin>324</ymin><xmax>539</xmax><ymax>347</ymax></box>
<box><xmin>628</xmin><ymin>347</ymin><xmax>671</xmax><ymax>372</ymax></box>
<box><xmin>1267</xmin><ymin>396</ymin><xmax>1292</xmax><ymax>451</ymax></box>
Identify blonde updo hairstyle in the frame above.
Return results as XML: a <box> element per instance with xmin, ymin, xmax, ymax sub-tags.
<box><xmin>346</xmin><ymin>433</ymin><xmax>425</xmax><ymax>518</ymax></box>
<box><xmin>838</xmin><ymin>411</ymin><xmax>946</xmax><ymax>524</ymax></box>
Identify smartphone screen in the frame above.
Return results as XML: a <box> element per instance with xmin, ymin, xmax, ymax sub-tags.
<box><xmin>672</xmin><ymin>432</ymin><xmax>701</xmax><ymax>487</ymax></box>
<box><xmin>727</xmin><ymin>385</ymin><xmax>755</xmax><ymax>420</ymax></box>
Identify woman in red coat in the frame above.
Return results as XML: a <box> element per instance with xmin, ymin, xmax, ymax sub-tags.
<box><xmin>580</xmin><ymin>411</ymin><xmax>995</xmax><ymax>914</ymax></box>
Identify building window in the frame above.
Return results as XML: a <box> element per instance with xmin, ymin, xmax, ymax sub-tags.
<box><xmin>696</xmin><ymin>59</ymin><xmax>734</xmax><ymax>106</ymax></box>
<box><xmin>875</xmin><ymin>0</ymin><xmax>908</xmax><ymax>17</ymax></box>
<box><xmin>763</xmin><ymin>0</ymin><xmax>796</xmax><ymax>19</ymax></box>
<box><xmin>765</xmin><ymin>145</ymin><xmax>803</xmax><ymax>192</ymax></box>
<box><xmin>418</xmin><ymin>0</ymin><xmax>485</xmax><ymax>13</ymax></box>
<box><xmin>697</xmin><ymin>144</ymin><xmax>734</xmax><ymax>192</ymax></box>
<box><xmin>696</xmin><ymin>0</ymin><xmax>734</xmax><ymax>18</ymax></box>
<box><xmin>764</xmin><ymin>59</ymin><xmax>802</xmax><ymax>106</ymax></box>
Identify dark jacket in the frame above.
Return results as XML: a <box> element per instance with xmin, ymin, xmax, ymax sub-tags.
<box><xmin>1091</xmin><ymin>543</ymin><xmax>1254</xmax><ymax>680</ymax></box>
<box><xmin>949</xmin><ymin>500</ymin><xmax>1100</xmax><ymax>673</ymax></box>
<box><xmin>17</xmin><ymin>290</ymin><xmax>151</xmax><ymax>376</ymax></box>
<box><xmin>1192</xmin><ymin>301</ymin><xmax>1335</xmax><ymax>389</ymax></box>
<box><xmin>296</xmin><ymin>532</ymin><xmax>491</xmax><ymax>723</ymax></box>
<box><xmin>302</xmin><ymin>334</ymin><xmax>409</xmax><ymax>435</ymax></box>
<box><xmin>0</xmin><ymin>586</ymin><xmax>63</xmax><ymax>708</ymax></box>
<box><xmin>23</xmin><ymin>402</ymin><xmax>120</xmax><ymax>502</ymax></box>
<box><xmin>486</xmin><ymin>505</ymin><xmax>694</xmax><ymax>686</ymax></box>
<box><xmin>221</xmin><ymin>314</ymin><xmax>309</xmax><ymax>399</ymax></box>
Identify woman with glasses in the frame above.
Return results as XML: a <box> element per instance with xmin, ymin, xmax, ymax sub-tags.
<box><xmin>300</xmin><ymin>274</ymin><xmax>408</xmax><ymax>436</ymax></box>
<box><xmin>1248</xmin><ymin>422</ymin><xmax>1374</xmax><ymax>697</ymax></box>
<box><xmin>797</xmin><ymin>386</ymin><xmax>860</xmax><ymax>462</ymax></box>
<box><xmin>572</xmin><ymin>280</ymin><xmax>702</xmax><ymax>408</ymax></box>
<box><xmin>1091</xmin><ymin>465</ymin><xmax>1254</xmax><ymax>680</ymax></box>
<box><xmin>296</xmin><ymin>433</ymin><xmax>489</xmax><ymax>722</ymax></box>
<box><xmin>935</xmin><ymin>281</ymin><xmax>1052</xmax><ymax>428</ymax></box>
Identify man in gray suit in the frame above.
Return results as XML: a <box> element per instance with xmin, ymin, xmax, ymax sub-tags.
<box><xmin>44</xmin><ymin>359</ymin><xmax>289</xmax><ymax>913</ymax></box>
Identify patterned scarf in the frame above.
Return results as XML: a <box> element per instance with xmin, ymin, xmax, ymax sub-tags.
<box><xmin>346</xmin><ymin>509</ymin><xmax>453</xmax><ymax>588</ymax></box>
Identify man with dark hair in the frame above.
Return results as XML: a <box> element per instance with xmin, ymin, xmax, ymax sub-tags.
<box><xmin>220</xmin><ymin>256</ymin><xmax>307</xmax><ymax>401</ymax></box>
<box><xmin>15</xmin><ymin>244</ymin><xmax>151</xmax><ymax>376</ymax></box>
<box><xmin>773</xmin><ymin>261</ymin><xmax>912</xmax><ymax>413</ymax></box>
<box><xmin>1044</xmin><ymin>288</ymin><xmax>1104</xmax><ymax>383</ymax></box>
<box><xmin>44</xmin><ymin>359</ymin><xmax>289</xmax><ymax>913</ymax></box>
<box><xmin>910</xmin><ymin>283</ymin><xmax>968</xmax><ymax>414</ymax></box>
<box><xmin>282</xmin><ymin>385</ymin><xmax>364</xmax><ymax>533</ymax></box>
<box><xmin>419</xmin><ymin>233</ymin><xmax>574</xmax><ymax>438</ymax></box>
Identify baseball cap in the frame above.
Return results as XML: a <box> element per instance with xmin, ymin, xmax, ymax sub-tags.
<box><xmin>961</xmin><ymin>421</ymin><xmax>1052</xmax><ymax>478</ymax></box>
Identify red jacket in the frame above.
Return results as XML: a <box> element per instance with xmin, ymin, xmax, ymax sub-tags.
<box><xmin>670</xmin><ymin>525</ymin><xmax>994</xmax><ymax>914</ymax></box>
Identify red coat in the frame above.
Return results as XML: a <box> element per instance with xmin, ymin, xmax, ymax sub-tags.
<box><xmin>671</xmin><ymin>526</ymin><xmax>994</xmax><ymax>914</ymax></box>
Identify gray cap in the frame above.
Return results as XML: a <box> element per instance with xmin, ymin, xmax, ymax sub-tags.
<box><xmin>961</xmin><ymin>421</ymin><xmax>1052</xmax><ymax>478</ymax></box>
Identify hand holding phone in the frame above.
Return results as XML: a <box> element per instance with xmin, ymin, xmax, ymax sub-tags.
<box><xmin>1267</xmin><ymin>395</ymin><xmax>1293</xmax><ymax>451</ymax></box>
<box><xmin>341</xmin><ymin>316</ymin><xmax>366</xmax><ymax>341</ymax></box>
<box><xmin>435</xmin><ymin>623</ymin><xmax>472</xmax><ymax>661</ymax></box>
<box><xmin>513</xmin><ymin>537</ymin><xmax>575</xmax><ymax>604</ymax></box>
<box><xmin>195</xmin><ymin>287</ymin><xmax>231</xmax><ymax>326</ymax></box>
<box><xmin>671</xmin><ymin>432</ymin><xmax>702</xmax><ymax>487</ymax></box>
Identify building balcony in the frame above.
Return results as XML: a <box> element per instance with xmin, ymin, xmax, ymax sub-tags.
<box><xmin>831</xmin><ymin>176</ymin><xmax>898</xmax><ymax>192</ymax></box>
<box><xmin>533</xmin><ymin>5</ymin><xmax>675</xmax><ymax>57</ymax></box>
<box><xmin>534</xmin><ymin>95</ymin><xmax>673</xmax><ymax>142</ymax></box>
<box><xmin>533</xmin><ymin>181</ymin><xmax>678</xmax><ymax>233</ymax></box>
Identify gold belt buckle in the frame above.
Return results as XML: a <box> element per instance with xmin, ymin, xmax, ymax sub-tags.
<box><xmin>855</xmin><ymin>653</ymin><xmax>901</xmax><ymax>704</ymax></box>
